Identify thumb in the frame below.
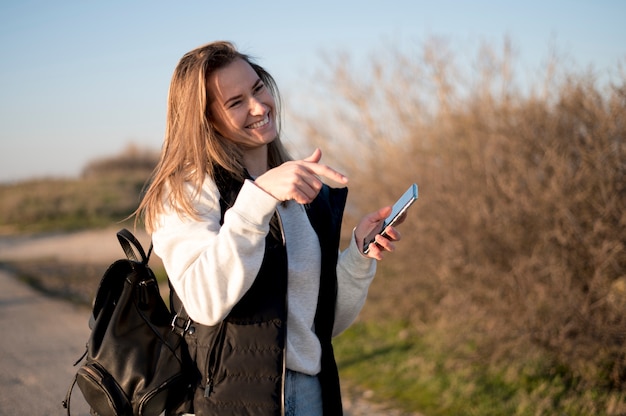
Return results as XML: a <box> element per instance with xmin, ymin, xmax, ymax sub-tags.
<box><xmin>375</xmin><ymin>206</ymin><xmax>393</xmax><ymax>222</ymax></box>
<box><xmin>303</xmin><ymin>148</ymin><xmax>322</xmax><ymax>163</ymax></box>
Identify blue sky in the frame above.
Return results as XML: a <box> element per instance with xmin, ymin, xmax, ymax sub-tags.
<box><xmin>1</xmin><ymin>0</ymin><xmax>624</xmax><ymax>182</ymax></box>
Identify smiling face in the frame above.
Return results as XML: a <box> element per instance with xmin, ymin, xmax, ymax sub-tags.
<box><xmin>207</xmin><ymin>58</ymin><xmax>278</xmax><ymax>149</ymax></box>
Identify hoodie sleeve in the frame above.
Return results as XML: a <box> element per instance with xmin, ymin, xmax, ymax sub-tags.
<box><xmin>152</xmin><ymin>178</ymin><xmax>278</xmax><ymax>326</ymax></box>
<box><xmin>332</xmin><ymin>229</ymin><xmax>377</xmax><ymax>336</ymax></box>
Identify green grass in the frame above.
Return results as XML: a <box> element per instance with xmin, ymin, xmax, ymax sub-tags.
<box><xmin>334</xmin><ymin>321</ymin><xmax>626</xmax><ymax>416</ymax></box>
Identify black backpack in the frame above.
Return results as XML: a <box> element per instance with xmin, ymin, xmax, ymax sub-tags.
<box><xmin>63</xmin><ymin>228</ymin><xmax>193</xmax><ymax>416</ymax></box>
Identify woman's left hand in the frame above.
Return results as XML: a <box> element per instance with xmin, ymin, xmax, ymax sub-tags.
<box><xmin>355</xmin><ymin>206</ymin><xmax>403</xmax><ymax>260</ymax></box>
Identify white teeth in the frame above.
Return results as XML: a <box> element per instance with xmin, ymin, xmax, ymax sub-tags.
<box><xmin>247</xmin><ymin>115</ymin><xmax>269</xmax><ymax>129</ymax></box>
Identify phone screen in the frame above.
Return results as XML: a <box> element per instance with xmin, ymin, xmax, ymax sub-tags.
<box><xmin>363</xmin><ymin>183</ymin><xmax>418</xmax><ymax>254</ymax></box>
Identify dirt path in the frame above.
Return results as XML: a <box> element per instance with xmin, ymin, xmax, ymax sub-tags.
<box><xmin>0</xmin><ymin>227</ymin><xmax>153</xmax><ymax>265</ymax></box>
<box><xmin>0</xmin><ymin>228</ymin><xmax>419</xmax><ymax>415</ymax></box>
<box><xmin>0</xmin><ymin>269</ymin><xmax>92</xmax><ymax>415</ymax></box>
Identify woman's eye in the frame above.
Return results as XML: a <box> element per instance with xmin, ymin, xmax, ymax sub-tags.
<box><xmin>254</xmin><ymin>84</ymin><xmax>265</xmax><ymax>94</ymax></box>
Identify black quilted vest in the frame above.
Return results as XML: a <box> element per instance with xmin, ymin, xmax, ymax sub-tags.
<box><xmin>172</xmin><ymin>171</ymin><xmax>348</xmax><ymax>416</ymax></box>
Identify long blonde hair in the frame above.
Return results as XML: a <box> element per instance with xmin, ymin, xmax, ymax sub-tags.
<box><xmin>135</xmin><ymin>41</ymin><xmax>291</xmax><ymax>232</ymax></box>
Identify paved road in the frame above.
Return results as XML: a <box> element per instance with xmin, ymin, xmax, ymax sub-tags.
<box><xmin>0</xmin><ymin>269</ymin><xmax>92</xmax><ymax>415</ymax></box>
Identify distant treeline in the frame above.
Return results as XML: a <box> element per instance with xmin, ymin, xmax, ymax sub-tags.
<box><xmin>81</xmin><ymin>144</ymin><xmax>159</xmax><ymax>178</ymax></box>
<box><xmin>0</xmin><ymin>144</ymin><xmax>158</xmax><ymax>234</ymax></box>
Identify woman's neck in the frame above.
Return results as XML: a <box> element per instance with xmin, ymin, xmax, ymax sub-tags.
<box><xmin>243</xmin><ymin>145</ymin><xmax>269</xmax><ymax>178</ymax></box>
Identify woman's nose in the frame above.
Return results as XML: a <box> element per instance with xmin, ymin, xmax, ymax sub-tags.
<box><xmin>249</xmin><ymin>97</ymin><xmax>266</xmax><ymax>115</ymax></box>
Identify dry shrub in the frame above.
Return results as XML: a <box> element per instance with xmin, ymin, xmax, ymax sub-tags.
<box><xmin>82</xmin><ymin>143</ymin><xmax>159</xmax><ymax>178</ymax></box>
<box><xmin>293</xmin><ymin>37</ymin><xmax>626</xmax><ymax>391</ymax></box>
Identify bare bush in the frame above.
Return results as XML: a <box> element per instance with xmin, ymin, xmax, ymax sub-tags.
<box><xmin>82</xmin><ymin>143</ymin><xmax>159</xmax><ymax>178</ymax></box>
<box><xmin>293</xmin><ymin>37</ymin><xmax>626</xmax><ymax>391</ymax></box>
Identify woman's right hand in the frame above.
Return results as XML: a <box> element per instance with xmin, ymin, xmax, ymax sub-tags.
<box><xmin>254</xmin><ymin>148</ymin><xmax>348</xmax><ymax>204</ymax></box>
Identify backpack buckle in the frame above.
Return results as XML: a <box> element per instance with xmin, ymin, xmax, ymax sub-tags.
<box><xmin>171</xmin><ymin>314</ymin><xmax>191</xmax><ymax>336</ymax></box>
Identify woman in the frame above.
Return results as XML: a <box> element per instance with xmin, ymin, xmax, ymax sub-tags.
<box><xmin>136</xmin><ymin>41</ymin><xmax>401</xmax><ymax>416</ymax></box>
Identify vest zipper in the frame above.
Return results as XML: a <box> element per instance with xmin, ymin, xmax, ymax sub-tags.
<box><xmin>274</xmin><ymin>207</ymin><xmax>287</xmax><ymax>416</ymax></box>
<box><xmin>281</xmin><ymin>300</ymin><xmax>288</xmax><ymax>416</ymax></box>
<box><xmin>275</xmin><ymin>205</ymin><xmax>286</xmax><ymax>247</ymax></box>
<box><xmin>204</xmin><ymin>320</ymin><xmax>227</xmax><ymax>398</ymax></box>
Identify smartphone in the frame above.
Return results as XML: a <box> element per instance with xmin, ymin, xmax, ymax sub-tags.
<box><xmin>363</xmin><ymin>183</ymin><xmax>418</xmax><ymax>254</ymax></box>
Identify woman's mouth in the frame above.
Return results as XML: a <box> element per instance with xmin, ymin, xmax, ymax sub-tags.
<box><xmin>246</xmin><ymin>114</ymin><xmax>270</xmax><ymax>129</ymax></box>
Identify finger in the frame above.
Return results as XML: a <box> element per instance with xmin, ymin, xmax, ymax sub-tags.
<box><xmin>292</xmin><ymin>165</ymin><xmax>324</xmax><ymax>196</ymax></box>
<box><xmin>381</xmin><ymin>226</ymin><xmax>402</xmax><ymax>242</ymax></box>
<box><xmin>279</xmin><ymin>170</ymin><xmax>323</xmax><ymax>203</ymax></box>
<box><xmin>392</xmin><ymin>212</ymin><xmax>408</xmax><ymax>227</ymax></box>
<box><xmin>365</xmin><ymin>206</ymin><xmax>391</xmax><ymax>230</ymax></box>
<box><xmin>303</xmin><ymin>148</ymin><xmax>322</xmax><ymax>163</ymax></box>
<box><xmin>306</xmin><ymin>163</ymin><xmax>348</xmax><ymax>186</ymax></box>
<box><xmin>298</xmin><ymin>149</ymin><xmax>348</xmax><ymax>186</ymax></box>
<box><xmin>292</xmin><ymin>182</ymin><xmax>323</xmax><ymax>204</ymax></box>
<box><xmin>355</xmin><ymin>207</ymin><xmax>390</xmax><ymax>248</ymax></box>
<box><xmin>375</xmin><ymin>206</ymin><xmax>393</xmax><ymax>222</ymax></box>
<box><xmin>374</xmin><ymin>234</ymin><xmax>396</xmax><ymax>252</ymax></box>
<box><xmin>364</xmin><ymin>242</ymin><xmax>385</xmax><ymax>260</ymax></box>
<box><xmin>297</xmin><ymin>177</ymin><xmax>323</xmax><ymax>202</ymax></box>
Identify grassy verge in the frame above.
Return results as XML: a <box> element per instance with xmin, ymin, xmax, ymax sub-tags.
<box><xmin>334</xmin><ymin>321</ymin><xmax>626</xmax><ymax>416</ymax></box>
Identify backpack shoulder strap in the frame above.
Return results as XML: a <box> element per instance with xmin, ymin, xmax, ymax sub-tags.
<box><xmin>117</xmin><ymin>228</ymin><xmax>150</xmax><ymax>264</ymax></box>
<box><xmin>61</xmin><ymin>374</ymin><xmax>77</xmax><ymax>415</ymax></box>
<box><xmin>170</xmin><ymin>285</ymin><xmax>191</xmax><ymax>336</ymax></box>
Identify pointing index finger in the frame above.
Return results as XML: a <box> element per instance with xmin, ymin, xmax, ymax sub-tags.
<box><xmin>306</xmin><ymin>162</ymin><xmax>348</xmax><ymax>187</ymax></box>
